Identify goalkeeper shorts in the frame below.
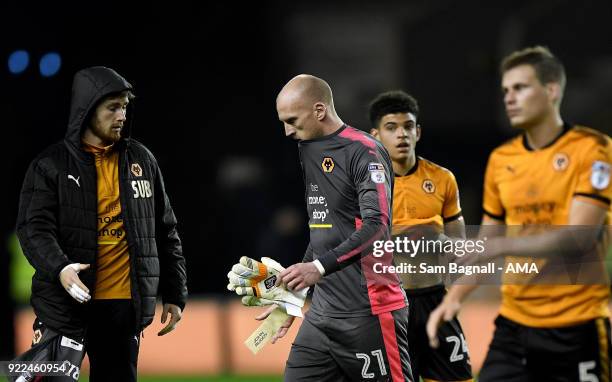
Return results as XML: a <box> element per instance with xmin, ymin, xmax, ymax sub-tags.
<box><xmin>284</xmin><ymin>307</ymin><xmax>413</xmax><ymax>381</ymax></box>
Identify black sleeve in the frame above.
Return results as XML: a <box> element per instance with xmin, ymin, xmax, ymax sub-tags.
<box><xmin>154</xmin><ymin>159</ymin><xmax>188</xmax><ymax>311</ymax></box>
<box><xmin>317</xmin><ymin>146</ymin><xmax>391</xmax><ymax>274</ymax></box>
<box><xmin>302</xmin><ymin>243</ymin><xmax>314</xmax><ymax>263</ymax></box>
<box><xmin>15</xmin><ymin>159</ymin><xmax>71</xmax><ymax>281</ymax></box>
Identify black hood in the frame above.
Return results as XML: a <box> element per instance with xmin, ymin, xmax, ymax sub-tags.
<box><xmin>64</xmin><ymin>66</ymin><xmax>133</xmax><ymax>160</ymax></box>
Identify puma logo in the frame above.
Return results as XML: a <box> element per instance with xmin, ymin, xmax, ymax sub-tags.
<box><xmin>68</xmin><ymin>175</ymin><xmax>80</xmax><ymax>187</ymax></box>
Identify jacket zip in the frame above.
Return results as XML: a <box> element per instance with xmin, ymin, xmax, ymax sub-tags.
<box><xmin>84</xmin><ymin>151</ymin><xmax>98</xmax><ymax>340</ymax></box>
<box><xmin>118</xmin><ymin>149</ymin><xmax>143</xmax><ymax>331</ymax></box>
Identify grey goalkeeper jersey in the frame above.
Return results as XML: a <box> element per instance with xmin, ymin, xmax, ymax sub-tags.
<box><xmin>298</xmin><ymin>124</ymin><xmax>407</xmax><ymax>317</ymax></box>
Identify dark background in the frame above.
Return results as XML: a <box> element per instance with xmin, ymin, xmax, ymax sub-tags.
<box><xmin>2</xmin><ymin>0</ymin><xmax>612</xmax><ymax>357</ymax></box>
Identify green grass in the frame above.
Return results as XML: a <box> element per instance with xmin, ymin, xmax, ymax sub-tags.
<box><xmin>79</xmin><ymin>376</ymin><xmax>282</xmax><ymax>382</ymax></box>
<box><xmin>1</xmin><ymin>375</ymin><xmax>282</xmax><ymax>382</ymax></box>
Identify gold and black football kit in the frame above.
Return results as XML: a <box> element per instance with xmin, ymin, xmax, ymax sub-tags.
<box><xmin>480</xmin><ymin>124</ymin><xmax>612</xmax><ymax>382</ymax></box>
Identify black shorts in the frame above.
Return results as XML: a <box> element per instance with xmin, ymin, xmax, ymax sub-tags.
<box><xmin>285</xmin><ymin>307</ymin><xmax>413</xmax><ymax>381</ymax></box>
<box><xmin>406</xmin><ymin>285</ymin><xmax>473</xmax><ymax>382</ymax></box>
<box><xmin>8</xmin><ymin>319</ymin><xmax>85</xmax><ymax>381</ymax></box>
<box><xmin>479</xmin><ymin>315</ymin><xmax>612</xmax><ymax>382</ymax></box>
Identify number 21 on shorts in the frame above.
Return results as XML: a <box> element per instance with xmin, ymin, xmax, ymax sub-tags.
<box><xmin>356</xmin><ymin>349</ymin><xmax>387</xmax><ymax>378</ymax></box>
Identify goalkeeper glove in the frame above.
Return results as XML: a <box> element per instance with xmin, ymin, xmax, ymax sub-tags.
<box><xmin>227</xmin><ymin>256</ymin><xmax>308</xmax><ymax>307</ymax></box>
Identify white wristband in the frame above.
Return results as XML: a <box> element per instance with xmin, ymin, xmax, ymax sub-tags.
<box><xmin>313</xmin><ymin>259</ymin><xmax>326</xmax><ymax>276</ymax></box>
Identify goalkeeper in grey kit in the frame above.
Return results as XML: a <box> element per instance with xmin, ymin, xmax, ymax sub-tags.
<box><xmin>270</xmin><ymin>74</ymin><xmax>412</xmax><ymax>381</ymax></box>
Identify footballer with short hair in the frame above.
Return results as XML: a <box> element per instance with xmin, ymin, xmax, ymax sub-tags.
<box><xmin>428</xmin><ymin>46</ymin><xmax>612</xmax><ymax>381</ymax></box>
<box><xmin>266</xmin><ymin>74</ymin><xmax>414</xmax><ymax>381</ymax></box>
<box><xmin>369</xmin><ymin>90</ymin><xmax>474</xmax><ymax>382</ymax></box>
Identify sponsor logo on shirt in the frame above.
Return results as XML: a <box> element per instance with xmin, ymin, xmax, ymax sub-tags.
<box><xmin>308</xmin><ymin>183</ymin><xmax>332</xmax><ymax>228</ymax></box>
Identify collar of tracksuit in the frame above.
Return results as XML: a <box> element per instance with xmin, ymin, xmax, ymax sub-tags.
<box><xmin>82</xmin><ymin>140</ymin><xmax>116</xmax><ymax>157</ymax></box>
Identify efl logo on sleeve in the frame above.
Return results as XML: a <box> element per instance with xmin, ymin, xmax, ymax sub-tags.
<box><xmin>368</xmin><ymin>163</ymin><xmax>386</xmax><ymax>184</ymax></box>
<box><xmin>591</xmin><ymin>161</ymin><xmax>611</xmax><ymax>190</ymax></box>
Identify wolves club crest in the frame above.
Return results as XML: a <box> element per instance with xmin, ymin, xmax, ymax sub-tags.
<box><xmin>321</xmin><ymin>157</ymin><xmax>335</xmax><ymax>173</ymax></box>
<box><xmin>131</xmin><ymin>163</ymin><xmax>143</xmax><ymax>177</ymax></box>
<box><xmin>33</xmin><ymin>329</ymin><xmax>42</xmax><ymax>344</ymax></box>
<box><xmin>422</xmin><ymin>179</ymin><xmax>435</xmax><ymax>194</ymax></box>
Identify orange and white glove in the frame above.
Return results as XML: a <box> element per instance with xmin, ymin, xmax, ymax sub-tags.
<box><xmin>227</xmin><ymin>257</ymin><xmax>308</xmax><ymax>316</ymax></box>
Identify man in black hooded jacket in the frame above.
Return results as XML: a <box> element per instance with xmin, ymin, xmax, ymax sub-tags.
<box><xmin>12</xmin><ymin>66</ymin><xmax>187</xmax><ymax>381</ymax></box>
